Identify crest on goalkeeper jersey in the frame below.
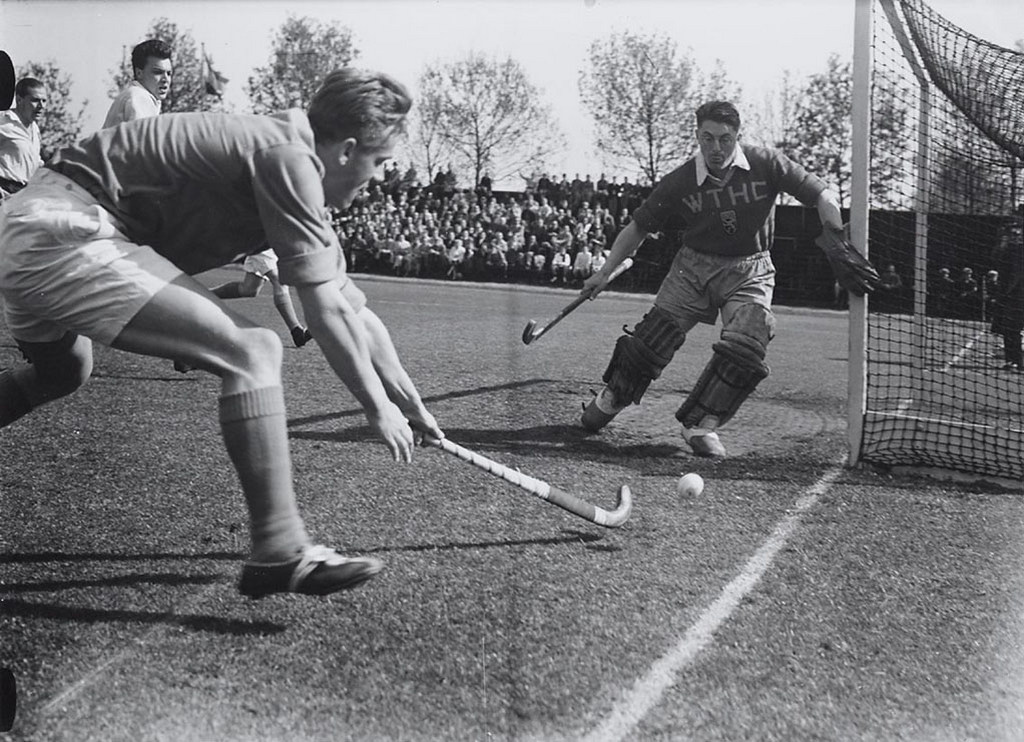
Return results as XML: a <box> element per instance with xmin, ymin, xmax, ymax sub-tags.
<box><xmin>721</xmin><ymin>210</ymin><xmax>738</xmax><ymax>235</ymax></box>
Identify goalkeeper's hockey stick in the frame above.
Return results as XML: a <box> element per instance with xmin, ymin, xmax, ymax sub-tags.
<box><xmin>522</xmin><ymin>258</ymin><xmax>634</xmax><ymax>345</ymax></box>
<box><xmin>425</xmin><ymin>435</ymin><xmax>633</xmax><ymax>528</ymax></box>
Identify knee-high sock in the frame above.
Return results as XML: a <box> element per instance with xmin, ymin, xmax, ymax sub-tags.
<box><xmin>219</xmin><ymin>386</ymin><xmax>309</xmax><ymax>561</ymax></box>
<box><xmin>0</xmin><ymin>368</ymin><xmax>34</xmax><ymax>428</ymax></box>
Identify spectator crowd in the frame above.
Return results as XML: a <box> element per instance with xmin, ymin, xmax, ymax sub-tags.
<box><xmin>334</xmin><ymin>164</ymin><xmax>652</xmax><ymax>286</ymax></box>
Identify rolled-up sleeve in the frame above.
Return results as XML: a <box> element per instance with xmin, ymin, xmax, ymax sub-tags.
<box><xmin>774</xmin><ymin>151</ymin><xmax>828</xmax><ymax>207</ymax></box>
<box><xmin>251</xmin><ymin>144</ymin><xmax>344</xmax><ymax>286</ymax></box>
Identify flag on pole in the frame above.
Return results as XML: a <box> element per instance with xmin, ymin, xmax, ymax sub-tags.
<box><xmin>204</xmin><ymin>52</ymin><xmax>228</xmax><ymax>97</ymax></box>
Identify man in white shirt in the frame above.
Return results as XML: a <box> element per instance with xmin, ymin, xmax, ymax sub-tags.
<box><xmin>571</xmin><ymin>244</ymin><xmax>593</xmax><ymax>283</ymax></box>
<box><xmin>102</xmin><ymin>39</ymin><xmax>172</xmax><ymax>128</ymax></box>
<box><xmin>0</xmin><ymin>77</ymin><xmax>46</xmax><ymax>198</ymax></box>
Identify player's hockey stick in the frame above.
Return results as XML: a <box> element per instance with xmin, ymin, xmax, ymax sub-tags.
<box><xmin>522</xmin><ymin>257</ymin><xmax>634</xmax><ymax>345</ymax></box>
<box><xmin>424</xmin><ymin>435</ymin><xmax>633</xmax><ymax>528</ymax></box>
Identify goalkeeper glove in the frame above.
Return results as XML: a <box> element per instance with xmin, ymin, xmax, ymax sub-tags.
<box><xmin>815</xmin><ymin>224</ymin><xmax>881</xmax><ymax>296</ymax></box>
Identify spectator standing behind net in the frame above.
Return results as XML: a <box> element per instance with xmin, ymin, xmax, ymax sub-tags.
<box><xmin>103</xmin><ymin>39</ymin><xmax>172</xmax><ymax>128</ymax></box>
<box><xmin>0</xmin><ymin>68</ymin><xmax>444</xmax><ymax>598</ymax></box>
<box><xmin>931</xmin><ymin>266</ymin><xmax>955</xmax><ymax>317</ymax></box>
<box><xmin>579</xmin><ymin>100</ymin><xmax>879</xmax><ymax>458</ymax></box>
<box><xmin>954</xmin><ymin>267</ymin><xmax>979</xmax><ymax>320</ymax></box>
<box><xmin>0</xmin><ymin>77</ymin><xmax>46</xmax><ymax>199</ymax></box>
<box><xmin>877</xmin><ymin>263</ymin><xmax>904</xmax><ymax>312</ymax></box>
<box><xmin>983</xmin><ymin>269</ymin><xmax>999</xmax><ymax>322</ymax></box>
<box><xmin>990</xmin><ymin>219</ymin><xmax>1023</xmax><ymax>372</ymax></box>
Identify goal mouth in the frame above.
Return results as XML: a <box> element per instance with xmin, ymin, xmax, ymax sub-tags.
<box><xmin>849</xmin><ymin>0</ymin><xmax>1024</xmax><ymax>482</ymax></box>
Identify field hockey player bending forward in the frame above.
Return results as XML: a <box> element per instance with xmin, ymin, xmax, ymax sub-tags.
<box><xmin>0</xmin><ymin>69</ymin><xmax>443</xmax><ymax>598</ymax></box>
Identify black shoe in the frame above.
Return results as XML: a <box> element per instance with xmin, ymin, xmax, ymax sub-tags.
<box><xmin>238</xmin><ymin>545</ymin><xmax>383</xmax><ymax>599</ymax></box>
<box><xmin>173</xmin><ymin>360</ymin><xmax>193</xmax><ymax>373</ymax></box>
<box><xmin>292</xmin><ymin>327</ymin><xmax>313</xmax><ymax>348</ymax></box>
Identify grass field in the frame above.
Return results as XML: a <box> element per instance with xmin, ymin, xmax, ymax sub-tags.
<box><xmin>2</xmin><ymin>272</ymin><xmax>1023</xmax><ymax>742</ymax></box>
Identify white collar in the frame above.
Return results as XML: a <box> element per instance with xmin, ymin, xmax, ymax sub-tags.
<box><xmin>130</xmin><ymin>80</ymin><xmax>161</xmax><ymax>106</ymax></box>
<box><xmin>696</xmin><ymin>144</ymin><xmax>750</xmax><ymax>185</ymax></box>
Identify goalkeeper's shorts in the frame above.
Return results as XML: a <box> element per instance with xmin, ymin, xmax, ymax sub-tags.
<box><xmin>654</xmin><ymin>246</ymin><xmax>775</xmax><ymax>327</ymax></box>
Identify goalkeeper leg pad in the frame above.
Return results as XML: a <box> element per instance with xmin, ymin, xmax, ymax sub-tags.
<box><xmin>676</xmin><ymin>304</ymin><xmax>774</xmax><ymax>430</ymax></box>
<box><xmin>602</xmin><ymin>306</ymin><xmax>687</xmax><ymax>406</ymax></box>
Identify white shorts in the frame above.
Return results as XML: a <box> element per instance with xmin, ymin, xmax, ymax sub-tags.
<box><xmin>655</xmin><ymin>246</ymin><xmax>775</xmax><ymax>328</ymax></box>
<box><xmin>0</xmin><ymin>169</ymin><xmax>183</xmax><ymax>345</ymax></box>
<box><xmin>243</xmin><ymin>249</ymin><xmax>278</xmax><ymax>278</ymax></box>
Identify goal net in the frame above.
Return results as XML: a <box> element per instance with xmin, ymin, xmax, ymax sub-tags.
<box><xmin>850</xmin><ymin>0</ymin><xmax>1024</xmax><ymax>482</ymax></box>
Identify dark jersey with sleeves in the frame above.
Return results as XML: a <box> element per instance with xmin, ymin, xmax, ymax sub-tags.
<box><xmin>45</xmin><ymin>109</ymin><xmax>342</xmax><ymax>286</ymax></box>
<box><xmin>630</xmin><ymin>144</ymin><xmax>827</xmax><ymax>257</ymax></box>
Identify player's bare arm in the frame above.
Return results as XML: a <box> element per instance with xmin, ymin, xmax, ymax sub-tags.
<box><xmin>357</xmin><ymin>306</ymin><xmax>443</xmax><ymax>441</ymax></box>
<box><xmin>296</xmin><ymin>280</ymin><xmax>416</xmax><ymax>462</ymax></box>
<box><xmin>815</xmin><ymin>189</ymin><xmax>844</xmax><ymax>232</ymax></box>
<box><xmin>583</xmin><ymin>220</ymin><xmax>645</xmax><ymax>299</ymax></box>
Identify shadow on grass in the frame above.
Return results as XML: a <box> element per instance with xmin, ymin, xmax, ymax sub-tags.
<box><xmin>0</xmin><ymin>598</ymin><xmax>285</xmax><ymax>636</ymax></box>
<box><xmin>1</xmin><ymin>572</ymin><xmax>222</xmax><ymax>593</ymax></box>
<box><xmin>287</xmin><ymin>378</ymin><xmax>557</xmax><ymax>428</ymax></box>
<box><xmin>0</xmin><ymin>553</ymin><xmax>284</xmax><ymax>634</ymax></box>
<box><xmin>291</xmin><ymin>422</ymin><xmax>683</xmax><ymax>472</ymax></box>
<box><xmin>363</xmin><ymin>530</ymin><xmax>607</xmax><ymax>555</ymax></box>
<box><xmin>0</xmin><ymin>550</ymin><xmax>243</xmax><ymax>564</ymax></box>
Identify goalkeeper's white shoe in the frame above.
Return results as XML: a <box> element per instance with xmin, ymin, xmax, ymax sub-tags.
<box><xmin>682</xmin><ymin>427</ymin><xmax>727</xmax><ymax>458</ymax></box>
<box><xmin>581</xmin><ymin>386</ymin><xmax>626</xmax><ymax>432</ymax></box>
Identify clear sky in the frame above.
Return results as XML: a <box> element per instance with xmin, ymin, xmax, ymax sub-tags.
<box><xmin>1</xmin><ymin>0</ymin><xmax>1021</xmax><ymax>180</ymax></box>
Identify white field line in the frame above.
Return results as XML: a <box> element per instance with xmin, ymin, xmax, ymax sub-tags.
<box><xmin>940</xmin><ymin>327</ymin><xmax>986</xmax><ymax>373</ymax></box>
<box><xmin>38</xmin><ymin>578</ymin><xmax>224</xmax><ymax>717</ymax></box>
<box><xmin>869</xmin><ymin>409</ymin><xmax>1024</xmax><ymax>434</ymax></box>
<box><xmin>582</xmin><ymin>462</ymin><xmax>846</xmax><ymax>742</ymax></box>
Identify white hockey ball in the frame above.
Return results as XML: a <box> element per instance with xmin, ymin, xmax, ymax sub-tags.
<box><xmin>677</xmin><ymin>472</ymin><xmax>704</xmax><ymax>497</ymax></box>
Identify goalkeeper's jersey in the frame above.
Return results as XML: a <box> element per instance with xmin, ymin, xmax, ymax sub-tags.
<box><xmin>631</xmin><ymin>144</ymin><xmax>827</xmax><ymax>257</ymax></box>
<box><xmin>45</xmin><ymin>109</ymin><xmax>343</xmax><ymax>287</ymax></box>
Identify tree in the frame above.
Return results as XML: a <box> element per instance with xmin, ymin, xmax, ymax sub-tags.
<box><xmin>17</xmin><ymin>60</ymin><xmax>86</xmax><ymax>160</ymax></box>
<box><xmin>780</xmin><ymin>54</ymin><xmax>852</xmax><ymax>206</ymax></box>
<box><xmin>579</xmin><ymin>32</ymin><xmax>731</xmax><ymax>184</ymax></box>
<box><xmin>869</xmin><ymin>67</ymin><xmax>912</xmax><ymax>208</ymax></box>
<box><xmin>405</xmin><ymin>106</ymin><xmax>455</xmax><ymax>185</ymax></box>
<box><xmin>247</xmin><ymin>16</ymin><xmax>358</xmax><ymax>114</ymax></box>
<box><xmin>109</xmin><ymin>18</ymin><xmax>228</xmax><ymax>115</ymax></box>
<box><xmin>416</xmin><ymin>52</ymin><xmax>565</xmax><ymax>187</ymax></box>
<box><xmin>742</xmin><ymin>71</ymin><xmax>797</xmax><ymax>149</ymax></box>
<box><xmin>693</xmin><ymin>59</ymin><xmax>743</xmax><ymax>113</ymax></box>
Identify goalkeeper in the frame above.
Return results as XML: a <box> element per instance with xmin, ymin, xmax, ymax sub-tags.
<box><xmin>579</xmin><ymin>100</ymin><xmax>879</xmax><ymax>457</ymax></box>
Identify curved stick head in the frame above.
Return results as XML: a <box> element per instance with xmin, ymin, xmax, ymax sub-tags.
<box><xmin>604</xmin><ymin>484</ymin><xmax>633</xmax><ymax>528</ymax></box>
<box><xmin>522</xmin><ymin>320</ymin><xmax>538</xmax><ymax>345</ymax></box>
